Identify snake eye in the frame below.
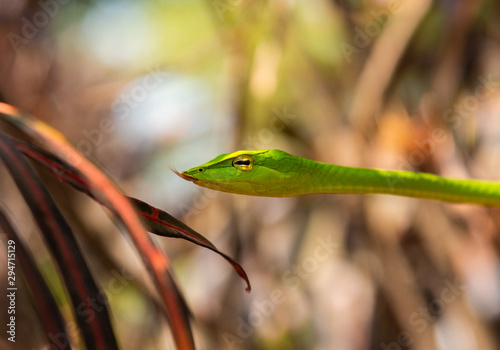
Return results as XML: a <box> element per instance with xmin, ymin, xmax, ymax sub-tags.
<box><xmin>232</xmin><ymin>154</ymin><xmax>254</xmax><ymax>171</ymax></box>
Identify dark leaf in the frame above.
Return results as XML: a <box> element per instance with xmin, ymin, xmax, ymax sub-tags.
<box><xmin>132</xmin><ymin>197</ymin><xmax>250</xmax><ymax>291</ymax></box>
<box><xmin>0</xmin><ymin>208</ymin><xmax>72</xmax><ymax>350</ymax></box>
<box><xmin>0</xmin><ymin>102</ymin><xmax>195</xmax><ymax>350</ymax></box>
<box><xmin>0</xmin><ymin>134</ymin><xmax>119</xmax><ymax>350</ymax></box>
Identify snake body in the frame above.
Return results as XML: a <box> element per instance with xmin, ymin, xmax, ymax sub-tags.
<box><xmin>179</xmin><ymin>149</ymin><xmax>500</xmax><ymax>206</ymax></box>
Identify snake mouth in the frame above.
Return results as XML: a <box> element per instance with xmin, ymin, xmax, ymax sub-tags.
<box><xmin>172</xmin><ymin>168</ymin><xmax>197</xmax><ymax>182</ymax></box>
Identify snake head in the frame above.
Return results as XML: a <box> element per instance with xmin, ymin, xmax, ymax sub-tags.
<box><xmin>177</xmin><ymin>150</ymin><xmax>300</xmax><ymax>197</ymax></box>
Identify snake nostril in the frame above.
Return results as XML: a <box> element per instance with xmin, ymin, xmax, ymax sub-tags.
<box><xmin>198</xmin><ymin>168</ymin><xmax>203</xmax><ymax>172</ymax></box>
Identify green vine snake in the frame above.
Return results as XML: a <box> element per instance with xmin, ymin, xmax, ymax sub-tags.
<box><xmin>177</xmin><ymin>149</ymin><xmax>500</xmax><ymax>206</ymax></box>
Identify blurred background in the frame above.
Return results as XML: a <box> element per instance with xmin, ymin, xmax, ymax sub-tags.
<box><xmin>1</xmin><ymin>0</ymin><xmax>500</xmax><ymax>349</ymax></box>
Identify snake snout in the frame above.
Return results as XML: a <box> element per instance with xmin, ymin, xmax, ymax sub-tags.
<box><xmin>172</xmin><ymin>168</ymin><xmax>197</xmax><ymax>182</ymax></box>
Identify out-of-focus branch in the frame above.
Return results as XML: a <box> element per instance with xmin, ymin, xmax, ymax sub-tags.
<box><xmin>349</xmin><ymin>0</ymin><xmax>432</xmax><ymax>131</ymax></box>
